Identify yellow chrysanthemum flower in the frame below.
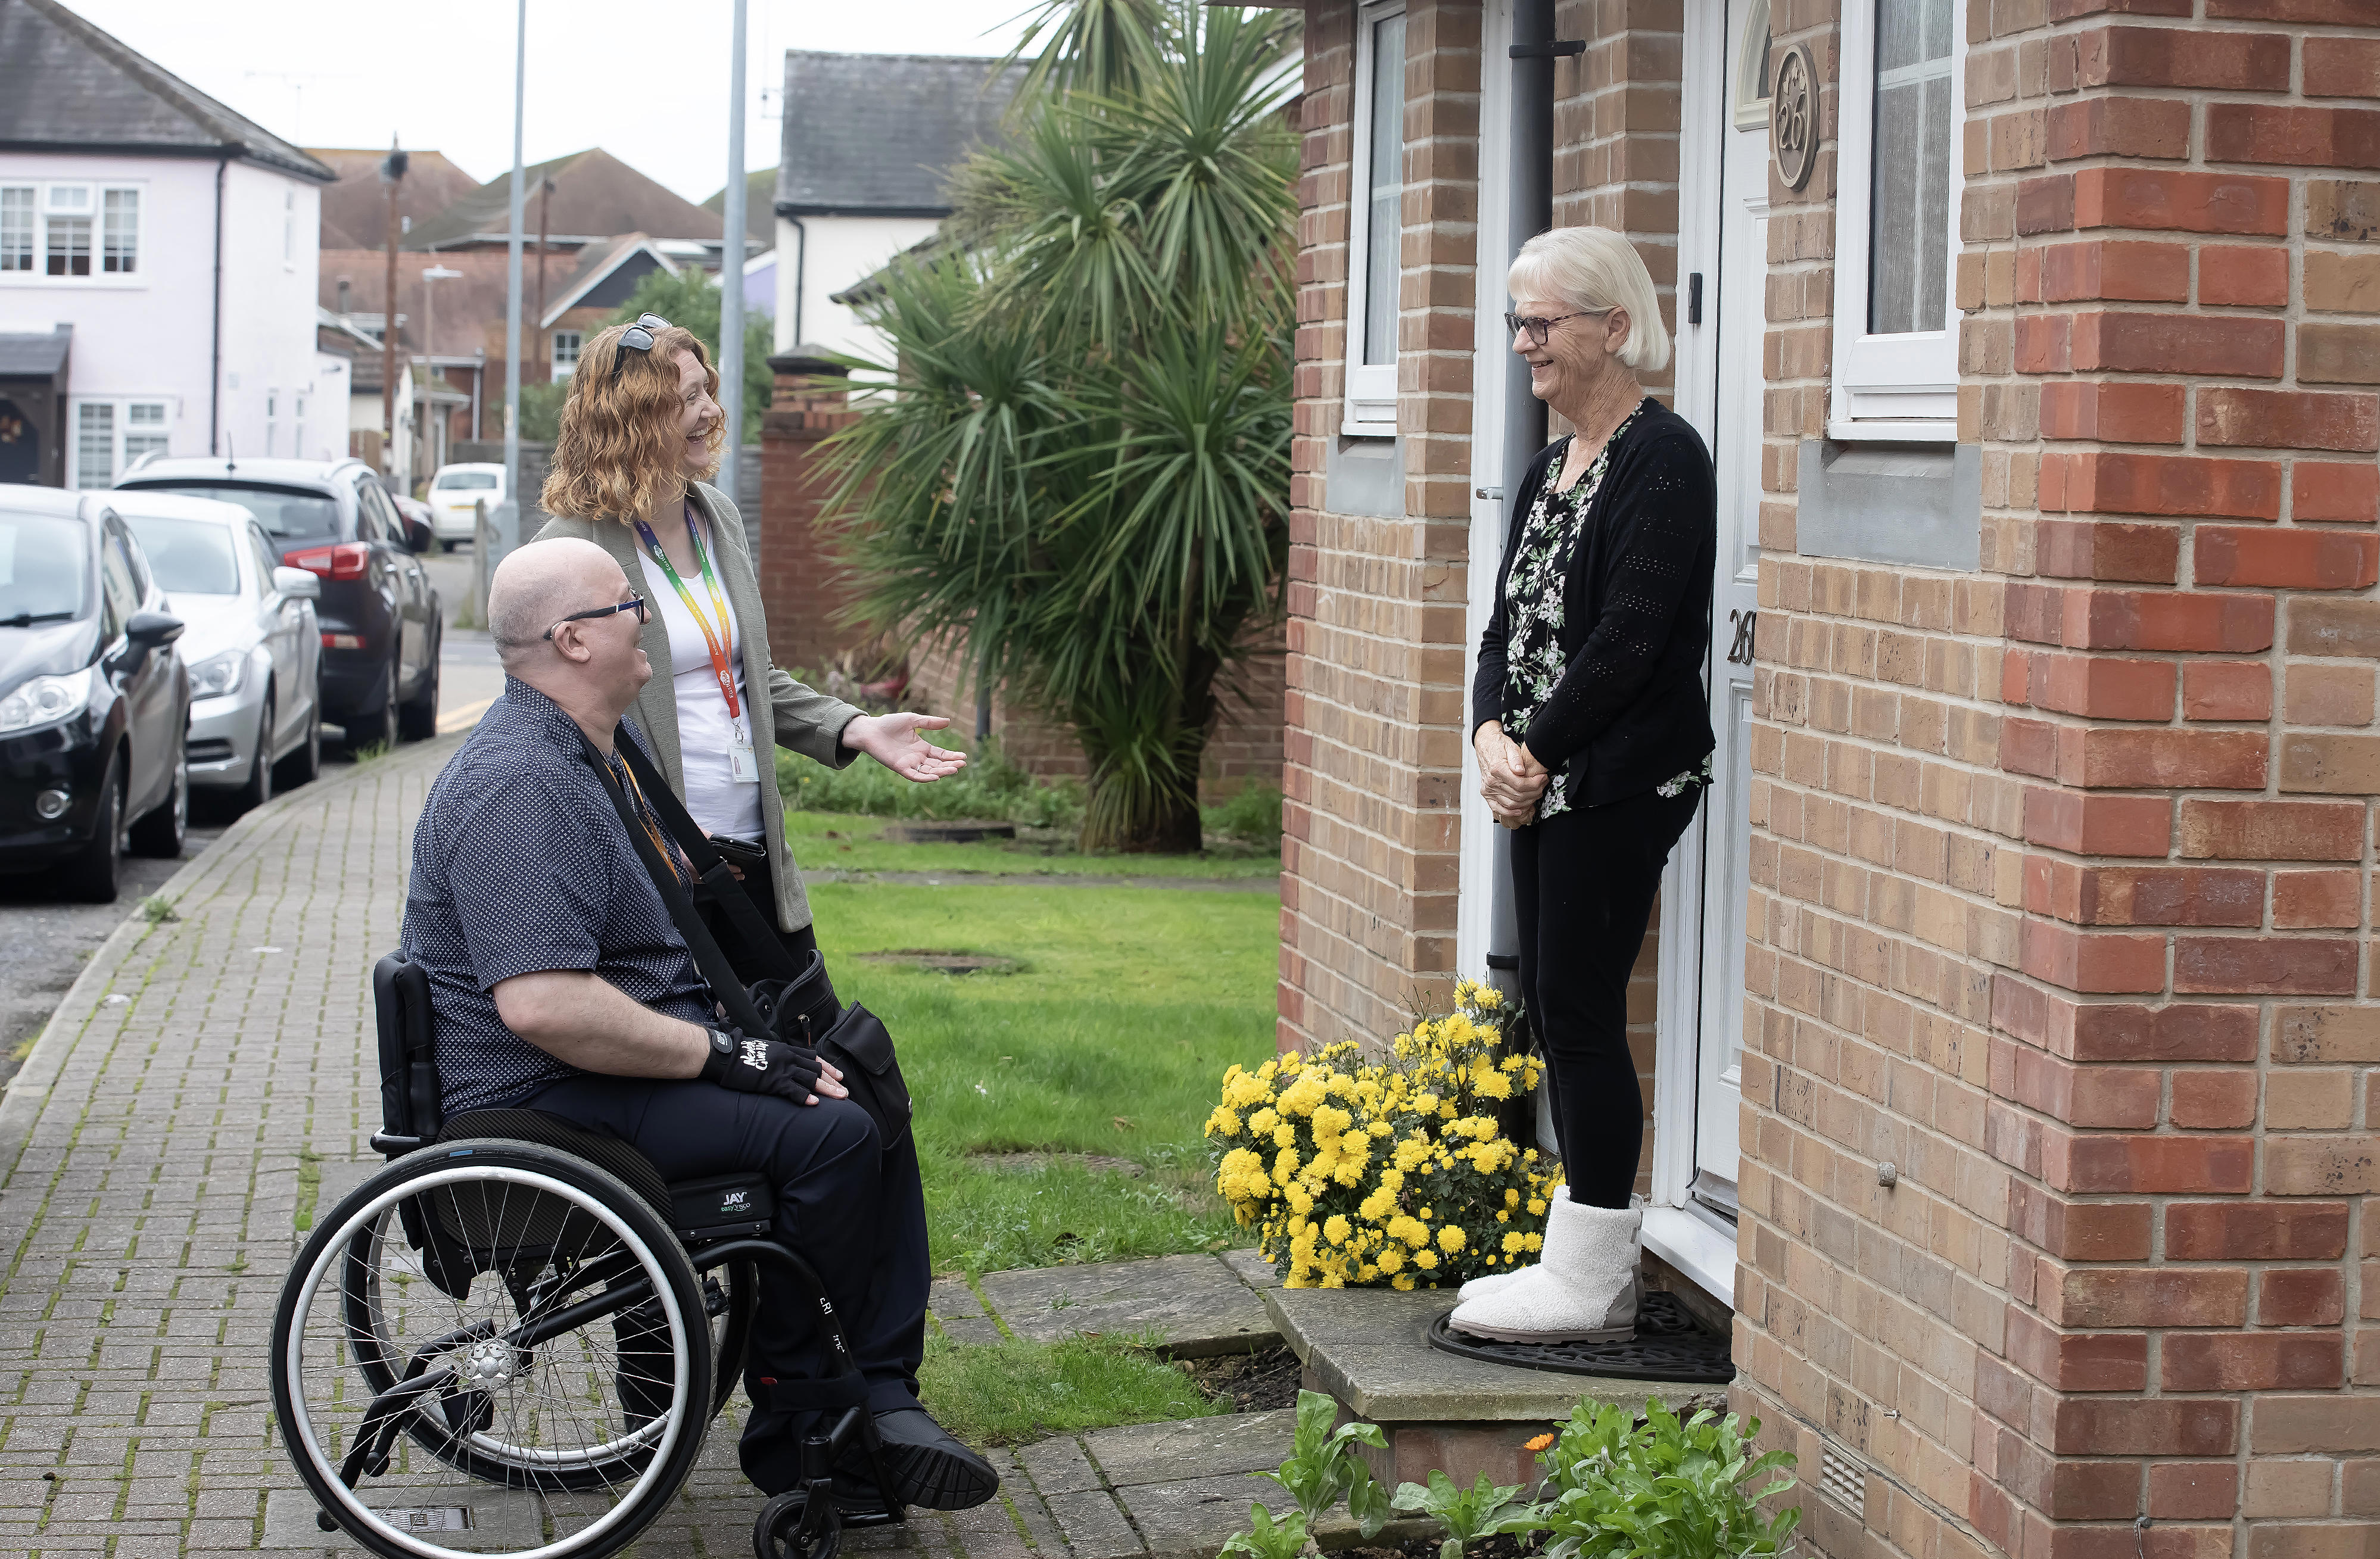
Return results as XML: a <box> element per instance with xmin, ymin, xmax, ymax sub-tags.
<box><xmin>1413</xmin><ymin>1249</ymin><xmax>1439</xmax><ymax>1271</ymax></box>
<box><xmin>1503</xmin><ymin>1231</ymin><xmax>1527</xmax><ymax>1255</ymax></box>
<box><xmin>1437</xmin><ymin>1226</ymin><xmax>1466</xmax><ymax>1254</ymax></box>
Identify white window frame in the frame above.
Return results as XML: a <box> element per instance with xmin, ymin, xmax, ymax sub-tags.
<box><xmin>70</xmin><ymin>397</ymin><xmax>170</xmax><ymax>486</ymax></box>
<box><xmin>0</xmin><ymin>182</ymin><xmax>144</xmax><ymax>284</ymax></box>
<box><xmin>1828</xmin><ymin>0</ymin><xmax>1964</xmax><ymax>440</ymax></box>
<box><xmin>551</xmin><ymin>329</ymin><xmax>582</xmax><ymax>382</ymax></box>
<box><xmin>1341</xmin><ymin>0</ymin><xmax>1407</xmax><ymax>437</ymax></box>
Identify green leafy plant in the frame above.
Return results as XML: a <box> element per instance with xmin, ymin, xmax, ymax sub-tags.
<box><xmin>138</xmin><ymin>894</ymin><xmax>179</xmax><ymax>924</ymax></box>
<box><xmin>821</xmin><ymin>1</ymin><xmax>1298</xmax><ymax>853</ymax></box>
<box><xmin>1219</xmin><ymin>1504</ymin><xmax>1310</xmax><ymax>1559</ymax></box>
<box><xmin>1392</xmin><ymin>1469</ymin><xmax>1535</xmax><ymax>1559</ymax></box>
<box><xmin>1263</xmin><ymin>1388</ymin><xmax>1392</xmax><ymax>1539</ymax></box>
<box><xmin>1520</xmin><ymin>1399</ymin><xmax>1800</xmax><ymax>1559</ymax></box>
<box><xmin>1203</xmin><ymin>781</ymin><xmax>1284</xmax><ymax>850</ymax></box>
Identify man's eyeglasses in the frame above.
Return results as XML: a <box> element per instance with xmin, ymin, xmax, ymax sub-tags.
<box><xmin>1505</xmin><ymin>308</ymin><xmax>1615</xmax><ymax>347</ymax></box>
<box><xmin>543</xmin><ymin>591</ymin><xmax>650</xmax><ymax>641</ymax></box>
<box><xmin>609</xmin><ymin>313</ymin><xmax>672</xmax><ymax>383</ymax></box>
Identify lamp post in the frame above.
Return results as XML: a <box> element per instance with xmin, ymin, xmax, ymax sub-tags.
<box><xmin>420</xmin><ymin>263</ymin><xmax>462</xmax><ymax>478</ymax></box>
<box><xmin>719</xmin><ymin>0</ymin><xmax>749</xmax><ymax>509</ymax></box>
<box><xmin>500</xmin><ymin>0</ymin><xmax>527</xmax><ymax>566</ymax></box>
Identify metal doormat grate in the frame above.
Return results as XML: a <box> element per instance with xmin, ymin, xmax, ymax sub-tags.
<box><xmin>1425</xmin><ymin>1290</ymin><xmax>1736</xmax><ymax>1383</ymax></box>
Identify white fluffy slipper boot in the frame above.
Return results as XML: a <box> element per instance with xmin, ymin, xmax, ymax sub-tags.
<box><xmin>1457</xmin><ymin>1265</ymin><xmax>1537</xmax><ymax>1301</ymax></box>
<box><xmin>1446</xmin><ymin>1194</ymin><xmax>1641</xmax><ymax>1343</ymax></box>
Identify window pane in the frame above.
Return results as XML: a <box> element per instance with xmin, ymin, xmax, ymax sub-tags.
<box><xmin>120</xmin><ymin>483</ymin><xmax>339</xmax><ymax>541</ymax></box>
<box><xmin>1868</xmin><ymin>0</ymin><xmax>1953</xmax><ymax>336</ymax></box>
<box><xmin>125</xmin><ymin>516</ymin><xmax>239</xmax><ymax>595</ymax></box>
<box><xmin>102</xmin><ymin>189</ymin><xmax>136</xmax><ymax>274</ymax></box>
<box><xmin>46</xmin><ymin>214</ymin><xmax>91</xmax><ymax>277</ymax></box>
<box><xmin>0</xmin><ymin>512</ymin><xmax>89</xmax><ymax>621</ymax></box>
<box><xmin>552</xmin><ymin>330</ymin><xmax>581</xmax><ymax>382</ymax></box>
<box><xmin>1363</xmin><ymin>12</ymin><xmax>1406</xmax><ymax>369</ymax></box>
<box><xmin>0</xmin><ymin>189</ymin><xmax>31</xmax><ymax>273</ymax></box>
<box><xmin>77</xmin><ymin>403</ymin><xmax>114</xmax><ymax>485</ymax></box>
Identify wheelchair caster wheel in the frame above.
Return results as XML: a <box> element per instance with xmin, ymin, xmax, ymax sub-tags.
<box><xmin>754</xmin><ymin>1489</ymin><xmax>842</xmax><ymax>1559</ymax></box>
<box><xmin>314</xmin><ymin>1510</ymin><xmax>338</xmax><ymax>1533</ymax></box>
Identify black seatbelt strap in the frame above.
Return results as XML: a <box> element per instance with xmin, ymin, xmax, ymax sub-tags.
<box><xmin>611</xmin><ymin>724</ymin><xmax>804</xmax><ymax>983</ymax></box>
<box><xmin>574</xmin><ymin>727</ymin><xmax>775</xmax><ymax>1037</ymax></box>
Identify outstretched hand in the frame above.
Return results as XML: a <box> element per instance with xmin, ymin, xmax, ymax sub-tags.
<box><xmin>843</xmin><ymin>712</ymin><xmax>970</xmax><ymax>782</ymax></box>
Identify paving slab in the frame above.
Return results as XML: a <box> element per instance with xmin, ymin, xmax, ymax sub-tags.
<box><xmin>1042</xmin><ymin>1488</ymin><xmax>1146</xmax><ymax>1559</ymax></box>
<box><xmin>979</xmin><ymin>1254</ymin><xmax>1276</xmax><ymax>1358</ymax></box>
<box><xmin>931</xmin><ymin>1277</ymin><xmax>1007</xmax><ymax>1345</ymax></box>
<box><xmin>1264</xmin><ymin>1286</ymin><xmax>1675</xmax><ymax>1423</ymax></box>
<box><xmin>1114</xmin><ymin>1473</ymin><xmax>1278</xmax><ymax>1559</ymax></box>
<box><xmin>1018</xmin><ymin>1433</ymin><xmax>1106</xmax><ymax>1497</ymax></box>
<box><xmin>1083</xmin><ymin>1408</ymin><xmax>1294</xmax><ymax>1487</ymax></box>
<box><xmin>261</xmin><ymin>1487</ymin><xmax>542</xmax><ymax>1551</ymax></box>
<box><xmin>1220</xmin><ymin>1248</ymin><xmax>1279</xmax><ymax>1290</ymax></box>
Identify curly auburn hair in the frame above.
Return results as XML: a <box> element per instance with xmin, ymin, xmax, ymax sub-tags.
<box><xmin>540</xmin><ymin>321</ymin><xmax>725</xmax><ymax>523</ymax></box>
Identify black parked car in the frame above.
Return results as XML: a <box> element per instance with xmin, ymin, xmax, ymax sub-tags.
<box><xmin>0</xmin><ymin>486</ymin><xmax>191</xmax><ymax>902</ymax></box>
<box><xmin>116</xmin><ymin>457</ymin><xmax>440</xmax><ymax>751</ymax></box>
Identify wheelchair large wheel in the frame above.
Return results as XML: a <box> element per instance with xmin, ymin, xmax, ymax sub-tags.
<box><xmin>272</xmin><ymin>1141</ymin><xmax>714</xmax><ymax>1559</ymax></box>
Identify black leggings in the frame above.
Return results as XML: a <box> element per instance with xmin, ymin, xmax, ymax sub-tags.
<box><xmin>1510</xmin><ymin>783</ymin><xmax>1702</xmax><ymax>1210</ymax></box>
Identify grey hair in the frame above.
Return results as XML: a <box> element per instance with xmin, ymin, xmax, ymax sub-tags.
<box><xmin>1507</xmin><ymin>226</ymin><xmax>1672</xmax><ymax>373</ymax></box>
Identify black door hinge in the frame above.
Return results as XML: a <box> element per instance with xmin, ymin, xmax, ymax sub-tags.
<box><xmin>1687</xmin><ymin>272</ymin><xmax>1703</xmax><ymax>326</ymax></box>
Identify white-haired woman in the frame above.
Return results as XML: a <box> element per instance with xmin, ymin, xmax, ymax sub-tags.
<box><xmin>1448</xmin><ymin>226</ymin><xmax>1718</xmax><ymax>1346</ymax></box>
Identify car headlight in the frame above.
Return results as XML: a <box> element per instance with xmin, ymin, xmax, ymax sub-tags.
<box><xmin>188</xmin><ymin>648</ymin><xmax>247</xmax><ymax>699</ymax></box>
<box><xmin>0</xmin><ymin>667</ymin><xmax>95</xmax><ymax>735</ymax></box>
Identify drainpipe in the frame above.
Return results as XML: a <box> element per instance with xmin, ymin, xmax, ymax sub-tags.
<box><xmin>1497</xmin><ymin>0</ymin><xmax>1566</xmax><ymax>1139</ymax></box>
<box><xmin>786</xmin><ymin>215</ymin><xmax>808</xmax><ymax>348</ymax></box>
<box><xmin>210</xmin><ymin>154</ymin><xmax>228</xmax><ymax>456</ymax></box>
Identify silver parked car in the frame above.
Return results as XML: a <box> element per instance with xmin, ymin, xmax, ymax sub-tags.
<box><xmin>116</xmin><ymin>492</ymin><xmax>325</xmax><ymax>813</ymax></box>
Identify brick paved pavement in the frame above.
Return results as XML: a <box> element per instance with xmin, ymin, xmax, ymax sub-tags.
<box><xmin>0</xmin><ymin>732</ymin><xmax>1297</xmax><ymax>1559</ymax></box>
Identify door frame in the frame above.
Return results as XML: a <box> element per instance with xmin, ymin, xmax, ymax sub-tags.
<box><xmin>1642</xmin><ymin>0</ymin><xmax>1739</xmax><ymax>1306</ymax></box>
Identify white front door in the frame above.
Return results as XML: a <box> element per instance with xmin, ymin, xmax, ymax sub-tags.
<box><xmin>1691</xmin><ymin>0</ymin><xmax>1772</xmax><ymax>1210</ymax></box>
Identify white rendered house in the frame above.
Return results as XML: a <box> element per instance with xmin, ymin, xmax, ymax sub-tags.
<box><xmin>0</xmin><ymin>0</ymin><xmax>335</xmax><ymax>487</ymax></box>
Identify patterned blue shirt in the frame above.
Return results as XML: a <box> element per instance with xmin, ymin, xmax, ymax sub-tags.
<box><xmin>400</xmin><ymin>677</ymin><xmax>715</xmax><ymax>1116</ymax></box>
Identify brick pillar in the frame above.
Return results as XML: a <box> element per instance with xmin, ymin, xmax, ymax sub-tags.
<box><xmin>758</xmin><ymin>352</ymin><xmax>863</xmax><ymax>676</ymax></box>
<box><xmin>1740</xmin><ymin>0</ymin><xmax>2380</xmax><ymax>1556</ymax></box>
<box><xmin>1281</xmin><ymin>0</ymin><xmax>1483</xmax><ymax>1054</ymax></box>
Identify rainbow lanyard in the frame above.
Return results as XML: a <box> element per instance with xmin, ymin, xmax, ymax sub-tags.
<box><xmin>633</xmin><ymin>504</ymin><xmax>742</xmax><ymax>724</ymax></box>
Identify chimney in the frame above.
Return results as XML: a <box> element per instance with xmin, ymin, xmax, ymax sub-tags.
<box><xmin>337</xmin><ymin>277</ymin><xmax>351</xmax><ymax>316</ymax></box>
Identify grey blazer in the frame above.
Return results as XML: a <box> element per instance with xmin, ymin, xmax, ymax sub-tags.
<box><xmin>534</xmin><ymin>482</ymin><xmax>864</xmax><ymax>933</ymax></box>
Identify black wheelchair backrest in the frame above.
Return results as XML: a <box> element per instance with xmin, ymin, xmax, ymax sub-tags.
<box><xmin>373</xmin><ymin>952</ymin><xmax>442</xmax><ymax>1150</ymax></box>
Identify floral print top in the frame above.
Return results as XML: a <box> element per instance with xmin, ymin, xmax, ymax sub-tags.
<box><xmin>1503</xmin><ymin>400</ymin><xmax>1708</xmax><ymax>821</ymax></box>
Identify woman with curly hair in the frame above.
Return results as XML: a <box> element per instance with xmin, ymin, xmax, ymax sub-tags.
<box><xmin>535</xmin><ymin>314</ymin><xmax>964</xmax><ymax>966</ymax></box>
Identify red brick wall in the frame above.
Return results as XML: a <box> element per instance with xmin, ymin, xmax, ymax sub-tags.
<box><xmin>756</xmin><ymin>365</ymin><xmax>863</xmax><ymax>678</ymax></box>
<box><xmin>1281</xmin><ymin>0</ymin><xmax>1485</xmax><ymax>1054</ymax></box>
<box><xmin>1734</xmin><ymin>0</ymin><xmax>2380</xmax><ymax>1556</ymax></box>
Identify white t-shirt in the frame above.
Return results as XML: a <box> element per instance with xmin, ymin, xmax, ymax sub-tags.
<box><xmin>636</xmin><ymin>522</ymin><xmax>765</xmax><ymax>843</ymax></box>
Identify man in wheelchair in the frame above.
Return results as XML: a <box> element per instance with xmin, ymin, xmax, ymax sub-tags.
<box><xmin>395</xmin><ymin>537</ymin><xmax>995</xmax><ymax>1516</ymax></box>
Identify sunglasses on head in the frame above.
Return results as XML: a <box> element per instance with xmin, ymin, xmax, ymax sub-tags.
<box><xmin>1504</xmin><ymin>308</ymin><xmax>1616</xmax><ymax>347</ymax></box>
<box><xmin>609</xmin><ymin>314</ymin><xmax>672</xmax><ymax>383</ymax></box>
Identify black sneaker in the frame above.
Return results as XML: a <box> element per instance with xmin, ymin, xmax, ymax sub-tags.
<box><xmin>842</xmin><ymin>1408</ymin><xmax>999</xmax><ymax>1511</ymax></box>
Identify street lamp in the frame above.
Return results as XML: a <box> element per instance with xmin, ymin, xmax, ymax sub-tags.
<box><xmin>420</xmin><ymin>263</ymin><xmax>463</xmax><ymax>478</ymax></box>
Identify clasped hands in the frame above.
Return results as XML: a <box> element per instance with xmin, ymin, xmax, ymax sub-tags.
<box><xmin>1475</xmin><ymin>720</ymin><xmax>1549</xmax><ymax>829</ymax></box>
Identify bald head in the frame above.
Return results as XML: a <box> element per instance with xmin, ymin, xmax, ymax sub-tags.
<box><xmin>490</xmin><ymin>538</ymin><xmax>620</xmax><ymax>665</ymax></box>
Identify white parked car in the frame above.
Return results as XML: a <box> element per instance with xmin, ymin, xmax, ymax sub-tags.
<box><xmin>114</xmin><ymin>492</ymin><xmax>324</xmax><ymax>813</ymax></box>
<box><xmin>425</xmin><ymin>463</ymin><xmax>505</xmax><ymax>551</ymax></box>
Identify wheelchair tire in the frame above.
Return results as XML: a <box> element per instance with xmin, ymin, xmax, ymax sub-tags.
<box><xmin>273</xmin><ymin>1140</ymin><xmax>714</xmax><ymax>1559</ymax></box>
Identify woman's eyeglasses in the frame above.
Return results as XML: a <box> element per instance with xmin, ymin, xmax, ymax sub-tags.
<box><xmin>544</xmin><ymin>591</ymin><xmax>650</xmax><ymax>641</ymax></box>
<box><xmin>609</xmin><ymin>313</ymin><xmax>672</xmax><ymax>382</ymax></box>
<box><xmin>1504</xmin><ymin>308</ymin><xmax>1615</xmax><ymax>346</ymax></box>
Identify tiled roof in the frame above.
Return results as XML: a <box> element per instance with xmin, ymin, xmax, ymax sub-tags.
<box><xmin>400</xmin><ymin>148</ymin><xmax>723</xmax><ymax>251</ymax></box>
<box><xmin>777</xmin><ymin>52</ymin><xmax>1026</xmax><ymax>217</ymax></box>
<box><xmin>0</xmin><ymin>0</ymin><xmax>333</xmax><ymax>182</ymax></box>
<box><xmin>309</xmin><ymin>147</ymin><xmax>484</xmax><ymax>251</ymax></box>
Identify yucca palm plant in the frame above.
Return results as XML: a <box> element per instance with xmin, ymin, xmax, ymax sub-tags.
<box><xmin>819</xmin><ymin>0</ymin><xmax>1298</xmax><ymax>852</ymax></box>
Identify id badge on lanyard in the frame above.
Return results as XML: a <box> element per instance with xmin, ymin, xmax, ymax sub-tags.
<box><xmin>637</xmin><ymin>507</ymin><xmax>759</xmax><ymax>784</ymax></box>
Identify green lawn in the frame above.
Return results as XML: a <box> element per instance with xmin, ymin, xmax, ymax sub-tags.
<box><xmin>805</xmin><ymin>878</ymin><xmax>1279</xmax><ymax>1277</ymax></box>
<box><xmin>787</xmin><ymin>809</ymin><xmax>1279</xmax><ymax>880</ymax></box>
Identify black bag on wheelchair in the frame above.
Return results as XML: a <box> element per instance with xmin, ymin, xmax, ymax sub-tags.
<box><xmin>580</xmin><ymin>722</ymin><xmax>914</xmax><ymax>1153</ymax></box>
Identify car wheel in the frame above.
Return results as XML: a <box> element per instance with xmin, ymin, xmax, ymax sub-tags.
<box><xmin>350</xmin><ymin>659</ymin><xmax>398</xmax><ymax>756</ymax></box>
<box><xmin>63</xmin><ymin>756</ymin><xmax>124</xmax><ymax>903</ymax></box>
<box><xmin>398</xmin><ymin>626</ymin><xmax>440</xmax><ymax>741</ymax></box>
<box><xmin>439</xmin><ymin>539</ymin><xmax>457</xmax><ymax>553</ymax></box>
<box><xmin>235</xmin><ymin>693</ymin><xmax>275</xmax><ymax>816</ymax></box>
<box><xmin>129</xmin><ymin>744</ymin><xmax>188</xmax><ymax>859</ymax></box>
<box><xmin>275</xmin><ymin>699</ymin><xmax>321</xmax><ymax>790</ymax></box>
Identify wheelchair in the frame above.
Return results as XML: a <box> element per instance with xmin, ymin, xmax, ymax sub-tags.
<box><xmin>269</xmin><ymin>954</ymin><xmax>905</xmax><ymax>1559</ymax></box>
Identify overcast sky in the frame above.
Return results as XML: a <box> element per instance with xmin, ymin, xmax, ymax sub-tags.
<box><xmin>58</xmin><ymin>0</ymin><xmax>1042</xmax><ymax>202</ymax></box>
